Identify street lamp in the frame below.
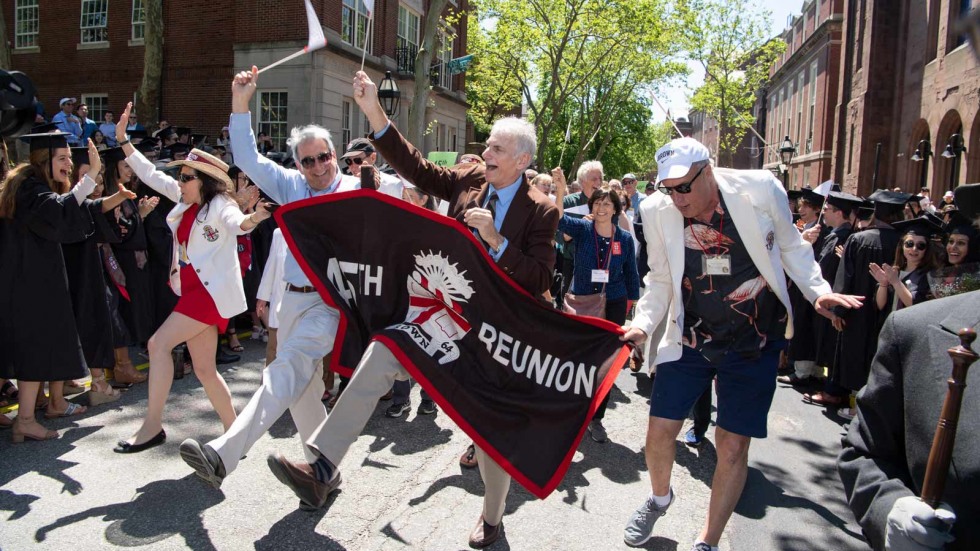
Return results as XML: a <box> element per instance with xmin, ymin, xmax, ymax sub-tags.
<box><xmin>779</xmin><ymin>135</ymin><xmax>796</xmax><ymax>189</ymax></box>
<box><xmin>910</xmin><ymin>139</ymin><xmax>932</xmax><ymax>190</ymax></box>
<box><xmin>941</xmin><ymin>133</ymin><xmax>967</xmax><ymax>190</ymax></box>
<box><xmin>377</xmin><ymin>71</ymin><xmax>401</xmax><ymax>118</ymax></box>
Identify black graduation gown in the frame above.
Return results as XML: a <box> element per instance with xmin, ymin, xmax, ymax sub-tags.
<box><xmin>244</xmin><ymin>217</ymin><xmax>276</xmax><ymax>311</ymax></box>
<box><xmin>135</xmin><ymin>183</ymin><xmax>177</xmax><ymax>330</ymax></box>
<box><xmin>814</xmin><ymin>223</ymin><xmax>852</xmax><ymax>369</ymax></box>
<box><xmin>61</xmin><ymin>198</ymin><xmax>120</xmax><ymax>370</ymax></box>
<box><xmin>0</xmin><ymin>176</ymin><xmax>90</xmax><ymax>382</ymax></box>
<box><xmin>786</xmin><ymin>221</ymin><xmax>826</xmax><ymax>364</ymax></box>
<box><xmin>831</xmin><ymin>224</ymin><xmax>900</xmax><ymax>391</ymax></box>
<box><xmin>108</xmin><ymin>197</ymin><xmax>155</xmax><ymax>344</ymax></box>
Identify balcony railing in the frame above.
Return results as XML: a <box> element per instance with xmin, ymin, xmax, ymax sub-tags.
<box><xmin>396</xmin><ymin>39</ymin><xmax>418</xmax><ymax>75</ymax></box>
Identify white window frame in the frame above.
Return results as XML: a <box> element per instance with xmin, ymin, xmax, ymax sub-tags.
<box><xmin>796</xmin><ymin>72</ymin><xmax>805</xmax><ymax>148</ymax></box>
<box><xmin>449</xmin><ymin>125</ymin><xmax>458</xmax><ymax>152</ymax></box>
<box><xmin>436</xmin><ymin>31</ymin><xmax>455</xmax><ymax>90</ymax></box>
<box><xmin>132</xmin><ymin>0</ymin><xmax>146</xmax><ymax>42</ymax></box>
<box><xmin>80</xmin><ymin>0</ymin><xmax>109</xmax><ymax>44</ymax></box>
<box><xmin>397</xmin><ymin>5</ymin><xmax>421</xmax><ymax>52</ymax></box>
<box><xmin>81</xmin><ymin>94</ymin><xmax>109</xmax><ymax>124</ymax></box>
<box><xmin>342</xmin><ymin>99</ymin><xmax>353</xmax><ymax>148</ymax></box>
<box><xmin>808</xmin><ymin>61</ymin><xmax>818</xmax><ymax>153</ymax></box>
<box><xmin>342</xmin><ymin>0</ymin><xmax>371</xmax><ymax>53</ymax></box>
<box><xmin>15</xmin><ymin>0</ymin><xmax>40</xmax><ymax>50</ymax></box>
<box><xmin>256</xmin><ymin>90</ymin><xmax>289</xmax><ymax>154</ymax></box>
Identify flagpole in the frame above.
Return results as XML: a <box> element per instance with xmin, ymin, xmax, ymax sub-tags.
<box><xmin>649</xmin><ymin>91</ymin><xmax>685</xmax><ymax>138</ymax></box>
<box><xmin>258</xmin><ymin>49</ymin><xmax>308</xmax><ymax>74</ymax></box>
<box><xmin>558</xmin><ymin>117</ymin><xmax>572</xmax><ymax>168</ymax></box>
<box><xmin>359</xmin><ymin>13</ymin><xmax>374</xmax><ymax>72</ymax></box>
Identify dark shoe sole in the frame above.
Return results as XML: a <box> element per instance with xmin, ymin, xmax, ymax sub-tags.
<box><xmin>267</xmin><ymin>455</ymin><xmax>341</xmax><ymax>510</ymax></box>
<box><xmin>179</xmin><ymin>440</ymin><xmax>224</xmax><ymax>489</ymax></box>
<box><xmin>385</xmin><ymin>404</ymin><xmax>411</xmax><ymax>418</ymax></box>
<box><xmin>417</xmin><ymin>401</ymin><xmax>437</xmax><ymax>415</ymax></box>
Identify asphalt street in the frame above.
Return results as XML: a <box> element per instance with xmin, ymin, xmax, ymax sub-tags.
<box><xmin>0</xmin><ymin>339</ymin><xmax>868</xmax><ymax>550</ymax></box>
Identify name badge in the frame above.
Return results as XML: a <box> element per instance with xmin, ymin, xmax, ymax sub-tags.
<box><xmin>702</xmin><ymin>254</ymin><xmax>731</xmax><ymax>276</ymax></box>
<box><xmin>611</xmin><ymin>241</ymin><xmax>622</xmax><ymax>255</ymax></box>
<box><xmin>591</xmin><ymin>269</ymin><xmax>610</xmax><ymax>283</ymax></box>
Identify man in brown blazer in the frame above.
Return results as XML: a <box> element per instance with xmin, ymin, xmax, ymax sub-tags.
<box><xmin>266</xmin><ymin>71</ymin><xmax>558</xmax><ymax>549</ymax></box>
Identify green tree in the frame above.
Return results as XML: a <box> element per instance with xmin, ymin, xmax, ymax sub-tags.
<box><xmin>465</xmin><ymin>19</ymin><xmax>522</xmax><ymax>140</ymax></box>
<box><xmin>680</xmin><ymin>0</ymin><xmax>784</xmax><ymax>166</ymax></box>
<box><xmin>468</xmin><ymin>0</ymin><xmax>685</xmax><ymax>173</ymax></box>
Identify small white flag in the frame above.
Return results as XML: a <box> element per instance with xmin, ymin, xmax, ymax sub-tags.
<box><xmin>304</xmin><ymin>0</ymin><xmax>327</xmax><ymax>51</ymax></box>
<box><xmin>813</xmin><ymin>180</ymin><xmax>835</xmax><ymax>196</ymax></box>
<box><xmin>564</xmin><ymin>118</ymin><xmax>572</xmax><ymax>143</ymax></box>
<box><xmin>362</xmin><ymin>0</ymin><xmax>375</xmax><ymax>17</ymax></box>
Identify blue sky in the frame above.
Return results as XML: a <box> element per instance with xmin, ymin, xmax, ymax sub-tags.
<box><xmin>654</xmin><ymin>0</ymin><xmax>797</xmax><ymax>122</ymax></box>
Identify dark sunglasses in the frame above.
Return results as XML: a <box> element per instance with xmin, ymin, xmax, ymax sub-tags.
<box><xmin>344</xmin><ymin>156</ymin><xmax>365</xmax><ymax>166</ymax></box>
<box><xmin>903</xmin><ymin>240</ymin><xmax>927</xmax><ymax>251</ymax></box>
<box><xmin>178</xmin><ymin>173</ymin><xmax>199</xmax><ymax>183</ymax></box>
<box><xmin>300</xmin><ymin>151</ymin><xmax>333</xmax><ymax>169</ymax></box>
<box><xmin>657</xmin><ymin>164</ymin><xmax>706</xmax><ymax>195</ymax></box>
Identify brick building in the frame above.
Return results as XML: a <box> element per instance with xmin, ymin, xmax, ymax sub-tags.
<box><xmin>833</xmin><ymin>0</ymin><xmax>978</xmax><ymax>196</ymax></box>
<box><xmin>763</xmin><ymin>0</ymin><xmax>844</xmax><ymax>190</ymax></box>
<box><xmin>3</xmin><ymin>0</ymin><xmax>469</xmax><ymax>158</ymax></box>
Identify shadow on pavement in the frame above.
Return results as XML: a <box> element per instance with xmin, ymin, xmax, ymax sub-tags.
<box><xmin>34</xmin><ymin>475</ymin><xmax>224</xmax><ymax>549</ymax></box>
<box><xmin>255</xmin><ymin>507</ymin><xmax>347</xmax><ymax>550</ymax></box>
<box><xmin>0</xmin><ymin>424</ymin><xmax>99</xmax><ymax>495</ymax></box>
<box><xmin>735</xmin><ymin>463</ymin><xmax>865</xmax><ymax>549</ymax></box>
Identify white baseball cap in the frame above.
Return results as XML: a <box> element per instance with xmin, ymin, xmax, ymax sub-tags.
<box><xmin>654</xmin><ymin>137</ymin><xmax>710</xmax><ymax>184</ymax></box>
<box><xmin>622</xmin><ymin>173</ymin><xmax>637</xmax><ymax>181</ymax></box>
<box><xmin>59</xmin><ymin>97</ymin><xmax>77</xmax><ymax>107</ymax></box>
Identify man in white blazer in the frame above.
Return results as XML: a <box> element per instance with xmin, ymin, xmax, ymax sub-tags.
<box><xmin>620</xmin><ymin>138</ymin><xmax>862</xmax><ymax>551</ymax></box>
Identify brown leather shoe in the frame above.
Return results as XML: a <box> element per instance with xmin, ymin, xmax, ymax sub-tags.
<box><xmin>266</xmin><ymin>453</ymin><xmax>341</xmax><ymax>510</ymax></box>
<box><xmin>468</xmin><ymin>515</ymin><xmax>503</xmax><ymax>549</ymax></box>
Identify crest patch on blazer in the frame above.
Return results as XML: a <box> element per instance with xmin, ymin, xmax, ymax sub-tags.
<box><xmin>765</xmin><ymin>230</ymin><xmax>775</xmax><ymax>251</ymax></box>
<box><xmin>203</xmin><ymin>225</ymin><xmax>220</xmax><ymax>242</ymax></box>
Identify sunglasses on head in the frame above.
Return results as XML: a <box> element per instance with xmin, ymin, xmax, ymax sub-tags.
<box><xmin>903</xmin><ymin>240</ymin><xmax>927</xmax><ymax>251</ymax></box>
<box><xmin>178</xmin><ymin>173</ymin><xmax>199</xmax><ymax>183</ymax></box>
<box><xmin>344</xmin><ymin>156</ymin><xmax>365</xmax><ymax>166</ymax></box>
<box><xmin>300</xmin><ymin>151</ymin><xmax>333</xmax><ymax>169</ymax></box>
<box><xmin>657</xmin><ymin>164</ymin><xmax>706</xmax><ymax>195</ymax></box>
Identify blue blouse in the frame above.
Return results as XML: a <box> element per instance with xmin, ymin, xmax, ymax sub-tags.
<box><xmin>558</xmin><ymin>214</ymin><xmax>640</xmax><ymax>300</ymax></box>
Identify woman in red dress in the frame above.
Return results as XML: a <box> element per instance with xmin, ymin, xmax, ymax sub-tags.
<box><xmin>113</xmin><ymin>103</ymin><xmax>272</xmax><ymax>453</ymax></box>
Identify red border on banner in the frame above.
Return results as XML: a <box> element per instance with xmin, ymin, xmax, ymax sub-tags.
<box><xmin>275</xmin><ymin>189</ymin><xmax>633</xmax><ymax>498</ymax></box>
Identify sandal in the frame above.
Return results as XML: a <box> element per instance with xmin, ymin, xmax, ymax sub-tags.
<box><xmin>89</xmin><ymin>377</ymin><xmax>122</xmax><ymax>407</ymax></box>
<box><xmin>0</xmin><ymin>380</ymin><xmax>18</xmax><ymax>407</ymax></box>
<box><xmin>44</xmin><ymin>402</ymin><xmax>88</xmax><ymax>419</ymax></box>
<box><xmin>12</xmin><ymin>418</ymin><xmax>57</xmax><ymax>443</ymax></box>
<box><xmin>460</xmin><ymin>443</ymin><xmax>478</xmax><ymax>469</ymax></box>
<box><xmin>63</xmin><ymin>380</ymin><xmax>87</xmax><ymax>396</ymax></box>
<box><xmin>227</xmin><ymin>331</ymin><xmax>244</xmax><ymax>353</ymax></box>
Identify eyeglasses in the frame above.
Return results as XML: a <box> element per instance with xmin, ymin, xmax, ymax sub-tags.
<box><xmin>300</xmin><ymin>151</ymin><xmax>333</xmax><ymax>169</ymax></box>
<box><xmin>344</xmin><ymin>157</ymin><xmax>365</xmax><ymax>166</ymax></box>
<box><xmin>903</xmin><ymin>240</ymin><xmax>927</xmax><ymax>251</ymax></box>
<box><xmin>178</xmin><ymin>173</ymin><xmax>199</xmax><ymax>183</ymax></box>
<box><xmin>657</xmin><ymin>164</ymin><xmax>706</xmax><ymax>195</ymax></box>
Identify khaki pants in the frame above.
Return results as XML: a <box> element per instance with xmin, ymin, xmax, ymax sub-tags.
<box><xmin>307</xmin><ymin>341</ymin><xmax>511</xmax><ymax>525</ymax></box>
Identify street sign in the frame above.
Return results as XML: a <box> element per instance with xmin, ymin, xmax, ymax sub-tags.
<box><xmin>447</xmin><ymin>54</ymin><xmax>474</xmax><ymax>75</ymax></box>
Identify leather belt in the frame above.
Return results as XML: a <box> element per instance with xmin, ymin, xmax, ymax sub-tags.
<box><xmin>286</xmin><ymin>284</ymin><xmax>318</xmax><ymax>293</ymax></box>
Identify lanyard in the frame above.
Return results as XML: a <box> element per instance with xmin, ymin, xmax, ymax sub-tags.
<box><xmin>592</xmin><ymin>225</ymin><xmax>614</xmax><ymax>270</ymax></box>
<box><xmin>689</xmin><ymin>209</ymin><xmax>725</xmax><ymax>255</ymax></box>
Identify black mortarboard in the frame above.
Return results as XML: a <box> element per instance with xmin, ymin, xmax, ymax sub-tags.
<box><xmin>153</xmin><ymin>126</ymin><xmax>175</xmax><ymax>139</ymax></box>
<box><xmin>800</xmin><ymin>188</ymin><xmax>826</xmax><ymax>208</ymax></box>
<box><xmin>954</xmin><ymin>183</ymin><xmax>980</xmax><ymax>220</ymax></box>
<box><xmin>868</xmin><ymin>189</ymin><xmax>912</xmax><ymax>216</ymax></box>
<box><xmin>21</xmin><ymin>124</ymin><xmax>71</xmax><ymax>151</ymax></box>
<box><xmin>135</xmin><ymin>137</ymin><xmax>160</xmax><ymax>153</ymax></box>
<box><xmin>944</xmin><ymin>211</ymin><xmax>979</xmax><ymax>239</ymax></box>
<box><xmin>101</xmin><ymin>146</ymin><xmax>127</xmax><ymax>166</ymax></box>
<box><xmin>128</xmin><ymin>129</ymin><xmax>148</xmax><ymax>141</ymax></box>
<box><xmin>787</xmin><ymin>189</ymin><xmax>804</xmax><ymax>201</ymax></box>
<box><xmin>892</xmin><ymin>216</ymin><xmax>943</xmax><ymax>239</ymax></box>
<box><xmin>191</xmin><ymin>134</ymin><xmax>207</xmax><ymax>146</ymax></box>
<box><xmin>826</xmin><ymin>191</ymin><xmax>864</xmax><ymax>211</ymax></box>
<box><xmin>175</xmin><ymin>126</ymin><xmax>191</xmax><ymax>137</ymax></box>
<box><xmin>169</xmin><ymin>143</ymin><xmax>191</xmax><ymax>156</ymax></box>
<box><xmin>71</xmin><ymin>147</ymin><xmax>90</xmax><ymax>166</ymax></box>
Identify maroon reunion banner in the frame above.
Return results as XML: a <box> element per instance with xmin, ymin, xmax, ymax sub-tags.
<box><xmin>275</xmin><ymin>190</ymin><xmax>630</xmax><ymax>499</ymax></box>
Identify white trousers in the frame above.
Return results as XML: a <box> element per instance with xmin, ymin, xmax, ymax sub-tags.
<box><xmin>209</xmin><ymin>291</ymin><xmax>339</xmax><ymax>473</ymax></box>
<box><xmin>307</xmin><ymin>341</ymin><xmax>511</xmax><ymax>525</ymax></box>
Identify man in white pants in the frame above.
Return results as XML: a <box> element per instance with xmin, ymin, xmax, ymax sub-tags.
<box><xmin>178</xmin><ymin>66</ymin><xmax>367</xmax><ymax>488</ymax></box>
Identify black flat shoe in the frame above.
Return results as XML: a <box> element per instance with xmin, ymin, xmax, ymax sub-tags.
<box><xmin>215</xmin><ymin>350</ymin><xmax>240</xmax><ymax>365</ymax></box>
<box><xmin>114</xmin><ymin>430</ymin><xmax>166</xmax><ymax>453</ymax></box>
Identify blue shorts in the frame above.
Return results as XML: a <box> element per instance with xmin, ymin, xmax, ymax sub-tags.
<box><xmin>650</xmin><ymin>340</ymin><xmax>784</xmax><ymax>438</ymax></box>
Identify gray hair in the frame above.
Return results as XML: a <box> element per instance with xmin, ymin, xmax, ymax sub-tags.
<box><xmin>577</xmin><ymin>160</ymin><xmax>604</xmax><ymax>183</ymax></box>
<box><xmin>286</xmin><ymin>125</ymin><xmax>335</xmax><ymax>162</ymax></box>
<box><xmin>489</xmin><ymin>117</ymin><xmax>536</xmax><ymax>166</ymax></box>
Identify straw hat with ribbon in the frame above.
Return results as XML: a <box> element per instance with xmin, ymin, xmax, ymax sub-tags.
<box><xmin>167</xmin><ymin>148</ymin><xmax>232</xmax><ymax>188</ymax></box>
